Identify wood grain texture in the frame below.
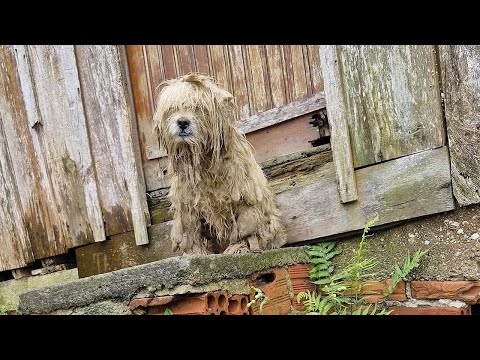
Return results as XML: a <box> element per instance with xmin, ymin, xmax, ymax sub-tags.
<box><xmin>0</xmin><ymin>46</ymin><xmax>66</xmax><ymax>261</ymax></box>
<box><xmin>125</xmin><ymin>45</ymin><xmax>324</xmax><ymax>192</ymax></box>
<box><xmin>439</xmin><ymin>45</ymin><xmax>480</xmax><ymax>206</ymax></box>
<box><xmin>82</xmin><ymin>146</ymin><xmax>453</xmax><ymax>271</ymax></box>
<box><xmin>228</xmin><ymin>45</ymin><xmax>250</xmax><ymax>120</ymax></box>
<box><xmin>75</xmin><ymin>45</ymin><xmax>150</xmax><ymax>241</ymax></box>
<box><xmin>176</xmin><ymin>45</ymin><xmax>195</xmax><ymax>75</ymax></box>
<box><xmin>320</xmin><ymin>45</ymin><xmax>358</xmax><ymax>203</ymax></box>
<box><xmin>307</xmin><ymin>45</ymin><xmax>323</xmax><ymax>92</ymax></box>
<box><xmin>245</xmin><ymin>45</ymin><xmax>269</xmax><ymax>113</ymax></box>
<box><xmin>20</xmin><ymin>45</ymin><xmax>105</xmax><ymax>247</ymax></box>
<box><xmin>246</xmin><ymin>113</ymin><xmax>322</xmax><ymax>163</ymax></box>
<box><xmin>277</xmin><ymin>146</ymin><xmax>454</xmax><ymax>244</ymax></box>
<box><xmin>76</xmin><ymin>221</ymin><xmax>180</xmax><ymax>278</ymax></box>
<box><xmin>236</xmin><ymin>92</ymin><xmax>326</xmax><ymax>134</ymax></box>
<box><xmin>193</xmin><ymin>45</ymin><xmax>210</xmax><ymax>75</ymax></box>
<box><xmin>0</xmin><ymin>108</ymin><xmax>34</xmax><ymax>271</ymax></box>
<box><xmin>291</xmin><ymin>45</ymin><xmax>308</xmax><ymax>100</ymax></box>
<box><xmin>265</xmin><ymin>45</ymin><xmax>287</xmax><ymax>108</ymax></box>
<box><xmin>335</xmin><ymin>45</ymin><xmax>444</xmax><ymax>168</ymax></box>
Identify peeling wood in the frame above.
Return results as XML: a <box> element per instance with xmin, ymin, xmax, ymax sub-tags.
<box><xmin>236</xmin><ymin>92</ymin><xmax>326</xmax><ymax>134</ymax></box>
<box><xmin>0</xmin><ymin>112</ymin><xmax>34</xmax><ymax>271</ymax></box>
<box><xmin>16</xmin><ymin>45</ymin><xmax>105</xmax><ymax>248</ymax></box>
<box><xmin>439</xmin><ymin>45</ymin><xmax>480</xmax><ymax>205</ymax></box>
<box><xmin>75</xmin><ymin>45</ymin><xmax>150</xmax><ymax>242</ymax></box>
<box><xmin>0</xmin><ymin>46</ymin><xmax>66</xmax><ymax>262</ymax></box>
<box><xmin>278</xmin><ymin>146</ymin><xmax>454</xmax><ymax>244</ymax></box>
<box><xmin>333</xmin><ymin>45</ymin><xmax>444</xmax><ymax>168</ymax></box>
<box><xmin>320</xmin><ymin>46</ymin><xmax>358</xmax><ymax>203</ymax></box>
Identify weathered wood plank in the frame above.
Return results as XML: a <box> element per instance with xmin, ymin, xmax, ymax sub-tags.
<box><xmin>439</xmin><ymin>45</ymin><xmax>480</xmax><ymax>206</ymax></box>
<box><xmin>0</xmin><ymin>46</ymin><xmax>66</xmax><ymax>260</ymax></box>
<box><xmin>118</xmin><ymin>46</ymin><xmax>151</xmax><ymax>245</ymax></box>
<box><xmin>19</xmin><ymin>45</ymin><xmax>105</xmax><ymax>248</ymax></box>
<box><xmin>228</xmin><ymin>45</ymin><xmax>251</xmax><ymax>120</ymax></box>
<box><xmin>335</xmin><ymin>45</ymin><xmax>444</xmax><ymax>168</ymax></box>
<box><xmin>307</xmin><ymin>45</ymin><xmax>323</xmax><ymax>93</ymax></box>
<box><xmin>193</xmin><ymin>45</ymin><xmax>210</xmax><ymax>75</ymax></box>
<box><xmin>303</xmin><ymin>45</ymin><xmax>313</xmax><ymax>96</ymax></box>
<box><xmin>265</xmin><ymin>45</ymin><xmax>287</xmax><ymax>109</ymax></box>
<box><xmin>75</xmin><ymin>45</ymin><xmax>150</xmax><ymax>241</ymax></box>
<box><xmin>79</xmin><ymin>146</ymin><xmax>454</xmax><ymax>274</ymax></box>
<box><xmin>320</xmin><ymin>45</ymin><xmax>358</xmax><ymax>203</ymax></box>
<box><xmin>281</xmin><ymin>45</ymin><xmax>294</xmax><ymax>104</ymax></box>
<box><xmin>161</xmin><ymin>45</ymin><xmax>178</xmax><ymax>80</ymax></box>
<box><xmin>0</xmin><ymin>114</ymin><xmax>34</xmax><ymax>271</ymax></box>
<box><xmin>76</xmin><ymin>221</ymin><xmax>180</xmax><ymax>278</ymax></box>
<box><xmin>145</xmin><ymin>45</ymin><xmax>164</xmax><ymax>105</ymax></box>
<box><xmin>175</xmin><ymin>45</ymin><xmax>195</xmax><ymax>75</ymax></box>
<box><xmin>236</xmin><ymin>92</ymin><xmax>326</xmax><ymax>134</ymax></box>
<box><xmin>246</xmin><ymin>113</ymin><xmax>323</xmax><ymax>163</ymax></box>
<box><xmin>208</xmin><ymin>45</ymin><xmax>232</xmax><ymax>94</ymax></box>
<box><xmin>278</xmin><ymin>146</ymin><xmax>454</xmax><ymax>244</ymax></box>
<box><xmin>125</xmin><ymin>46</ymin><xmax>160</xmax><ymax>162</ymax></box>
<box><xmin>147</xmin><ymin>145</ymin><xmax>333</xmax><ymax>225</ymax></box>
<box><xmin>291</xmin><ymin>45</ymin><xmax>308</xmax><ymax>100</ymax></box>
<box><xmin>245</xmin><ymin>45</ymin><xmax>269</xmax><ymax>114</ymax></box>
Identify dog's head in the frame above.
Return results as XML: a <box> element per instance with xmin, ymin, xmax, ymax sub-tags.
<box><xmin>153</xmin><ymin>73</ymin><xmax>236</xmax><ymax>158</ymax></box>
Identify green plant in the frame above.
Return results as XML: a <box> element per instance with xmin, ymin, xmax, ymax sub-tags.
<box><xmin>385</xmin><ymin>248</ymin><xmax>429</xmax><ymax>296</ymax></box>
<box><xmin>247</xmin><ymin>286</ymin><xmax>270</xmax><ymax>314</ymax></box>
<box><xmin>297</xmin><ymin>215</ymin><xmax>427</xmax><ymax>315</ymax></box>
<box><xmin>164</xmin><ymin>308</ymin><xmax>174</xmax><ymax>315</ymax></box>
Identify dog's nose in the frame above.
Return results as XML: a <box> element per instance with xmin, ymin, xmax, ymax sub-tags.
<box><xmin>177</xmin><ymin>118</ymin><xmax>190</xmax><ymax>130</ymax></box>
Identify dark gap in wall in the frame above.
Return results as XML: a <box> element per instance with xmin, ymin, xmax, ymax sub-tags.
<box><xmin>471</xmin><ymin>304</ymin><xmax>480</xmax><ymax>315</ymax></box>
<box><xmin>0</xmin><ymin>270</ymin><xmax>14</xmax><ymax>282</ymax></box>
<box><xmin>254</xmin><ymin>272</ymin><xmax>275</xmax><ymax>287</ymax></box>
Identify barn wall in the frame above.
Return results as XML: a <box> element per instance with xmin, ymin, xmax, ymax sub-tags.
<box><xmin>0</xmin><ymin>45</ymin><xmax>149</xmax><ymax>271</ymax></box>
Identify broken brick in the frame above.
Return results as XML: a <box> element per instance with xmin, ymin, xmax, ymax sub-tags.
<box><xmin>288</xmin><ymin>264</ymin><xmax>315</xmax><ymax>311</ymax></box>
<box><xmin>389</xmin><ymin>305</ymin><xmax>471</xmax><ymax>315</ymax></box>
<box><xmin>249</xmin><ymin>268</ymin><xmax>291</xmax><ymax>315</ymax></box>
<box><xmin>411</xmin><ymin>281</ymin><xmax>480</xmax><ymax>304</ymax></box>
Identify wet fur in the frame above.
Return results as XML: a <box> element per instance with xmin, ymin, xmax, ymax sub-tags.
<box><xmin>153</xmin><ymin>73</ymin><xmax>287</xmax><ymax>254</ymax></box>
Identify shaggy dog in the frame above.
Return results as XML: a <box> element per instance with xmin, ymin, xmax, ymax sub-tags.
<box><xmin>153</xmin><ymin>73</ymin><xmax>287</xmax><ymax>254</ymax></box>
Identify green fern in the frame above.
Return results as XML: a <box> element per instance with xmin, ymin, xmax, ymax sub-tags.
<box><xmin>385</xmin><ymin>248</ymin><xmax>429</xmax><ymax>296</ymax></box>
<box><xmin>306</xmin><ymin>241</ymin><xmax>342</xmax><ymax>286</ymax></box>
<box><xmin>164</xmin><ymin>308</ymin><xmax>173</xmax><ymax>315</ymax></box>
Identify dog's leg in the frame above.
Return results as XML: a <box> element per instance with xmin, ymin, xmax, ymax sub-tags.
<box><xmin>171</xmin><ymin>210</ymin><xmax>208</xmax><ymax>254</ymax></box>
<box><xmin>224</xmin><ymin>206</ymin><xmax>260</xmax><ymax>254</ymax></box>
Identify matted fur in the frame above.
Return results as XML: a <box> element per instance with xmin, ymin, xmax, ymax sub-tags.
<box><xmin>153</xmin><ymin>73</ymin><xmax>287</xmax><ymax>254</ymax></box>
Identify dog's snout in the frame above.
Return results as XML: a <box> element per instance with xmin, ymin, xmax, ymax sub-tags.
<box><xmin>177</xmin><ymin>118</ymin><xmax>190</xmax><ymax>130</ymax></box>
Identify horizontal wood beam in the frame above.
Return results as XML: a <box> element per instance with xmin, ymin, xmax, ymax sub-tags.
<box><xmin>236</xmin><ymin>92</ymin><xmax>326</xmax><ymax>134</ymax></box>
<box><xmin>77</xmin><ymin>146</ymin><xmax>454</xmax><ymax>276</ymax></box>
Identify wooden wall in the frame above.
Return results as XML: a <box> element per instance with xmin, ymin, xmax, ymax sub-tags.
<box><xmin>125</xmin><ymin>45</ymin><xmax>323</xmax><ymax>191</ymax></box>
<box><xmin>0</xmin><ymin>45</ymin><xmax>149</xmax><ymax>271</ymax></box>
<box><xmin>439</xmin><ymin>45</ymin><xmax>480</xmax><ymax>206</ymax></box>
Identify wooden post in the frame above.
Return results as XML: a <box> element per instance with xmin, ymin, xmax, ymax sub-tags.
<box><xmin>319</xmin><ymin>45</ymin><xmax>358</xmax><ymax>203</ymax></box>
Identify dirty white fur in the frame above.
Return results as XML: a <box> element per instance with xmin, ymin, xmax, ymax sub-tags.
<box><xmin>153</xmin><ymin>73</ymin><xmax>287</xmax><ymax>254</ymax></box>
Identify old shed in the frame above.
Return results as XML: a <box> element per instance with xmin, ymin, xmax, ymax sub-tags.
<box><xmin>0</xmin><ymin>45</ymin><xmax>479</xmax><ymax>283</ymax></box>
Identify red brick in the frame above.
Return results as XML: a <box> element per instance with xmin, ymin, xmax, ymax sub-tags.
<box><xmin>389</xmin><ymin>306</ymin><xmax>471</xmax><ymax>315</ymax></box>
<box><xmin>288</xmin><ymin>264</ymin><xmax>315</xmax><ymax>311</ymax></box>
<box><xmin>411</xmin><ymin>281</ymin><xmax>480</xmax><ymax>304</ymax></box>
<box><xmin>227</xmin><ymin>295</ymin><xmax>250</xmax><ymax>315</ymax></box>
<box><xmin>145</xmin><ymin>291</ymin><xmax>231</xmax><ymax>315</ymax></box>
<box><xmin>361</xmin><ymin>280</ymin><xmax>407</xmax><ymax>303</ymax></box>
<box><xmin>250</xmin><ymin>268</ymin><xmax>292</xmax><ymax>315</ymax></box>
<box><xmin>129</xmin><ymin>298</ymin><xmax>151</xmax><ymax>310</ymax></box>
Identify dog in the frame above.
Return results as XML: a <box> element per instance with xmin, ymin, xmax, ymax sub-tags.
<box><xmin>153</xmin><ymin>73</ymin><xmax>287</xmax><ymax>254</ymax></box>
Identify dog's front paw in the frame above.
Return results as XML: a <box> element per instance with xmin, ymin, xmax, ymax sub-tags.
<box><xmin>171</xmin><ymin>233</ymin><xmax>189</xmax><ymax>253</ymax></box>
<box><xmin>223</xmin><ymin>242</ymin><xmax>251</xmax><ymax>254</ymax></box>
